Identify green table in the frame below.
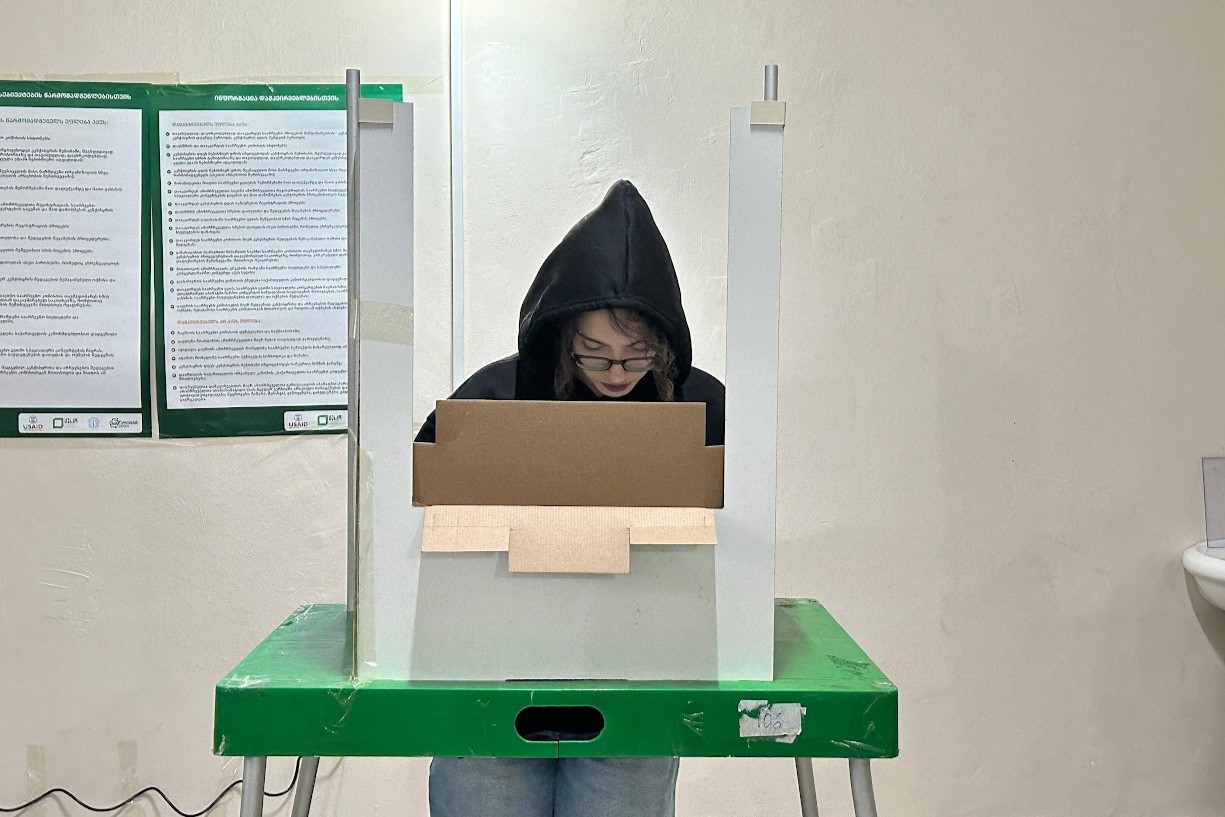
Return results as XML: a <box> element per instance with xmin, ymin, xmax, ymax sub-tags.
<box><xmin>214</xmin><ymin>598</ymin><xmax>897</xmax><ymax>817</ymax></box>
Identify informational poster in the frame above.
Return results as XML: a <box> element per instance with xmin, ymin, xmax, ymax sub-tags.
<box><xmin>149</xmin><ymin>84</ymin><xmax>400</xmax><ymax>438</ymax></box>
<box><xmin>0</xmin><ymin>82</ymin><xmax>151</xmax><ymax>437</ymax></box>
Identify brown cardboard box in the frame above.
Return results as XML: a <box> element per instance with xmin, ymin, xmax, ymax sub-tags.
<box><xmin>413</xmin><ymin>400</ymin><xmax>724</xmax><ymax>508</ymax></box>
<box><xmin>414</xmin><ymin>401</ymin><xmax>723</xmax><ymax>573</ymax></box>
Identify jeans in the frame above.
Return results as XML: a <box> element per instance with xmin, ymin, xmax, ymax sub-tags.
<box><xmin>428</xmin><ymin>757</ymin><xmax>680</xmax><ymax>817</ymax></box>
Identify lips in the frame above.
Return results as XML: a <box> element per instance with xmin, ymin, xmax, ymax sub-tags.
<box><xmin>602</xmin><ymin>382</ymin><xmax>632</xmax><ymax>394</ymax></box>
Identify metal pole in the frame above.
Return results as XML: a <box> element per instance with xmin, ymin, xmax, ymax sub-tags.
<box><xmin>239</xmin><ymin>757</ymin><xmax>267</xmax><ymax>817</ymax></box>
<box><xmin>449</xmin><ymin>0</ymin><xmax>466</xmax><ymax>386</ymax></box>
<box><xmin>289</xmin><ymin>757</ymin><xmax>321</xmax><ymax>817</ymax></box>
<box><xmin>849</xmin><ymin>759</ymin><xmax>879</xmax><ymax>817</ymax></box>
<box><xmin>345</xmin><ymin>68</ymin><xmax>361</xmax><ymax>614</ymax></box>
<box><xmin>764</xmin><ymin>64</ymin><xmax>778</xmax><ymax>101</ymax></box>
<box><xmin>795</xmin><ymin>758</ymin><xmax>820</xmax><ymax>817</ymax></box>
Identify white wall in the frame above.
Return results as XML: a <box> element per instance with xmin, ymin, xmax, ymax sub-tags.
<box><xmin>3</xmin><ymin>1</ymin><xmax>1225</xmax><ymax>816</ymax></box>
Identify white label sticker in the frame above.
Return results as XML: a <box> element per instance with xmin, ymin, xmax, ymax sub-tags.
<box><xmin>283</xmin><ymin>409</ymin><xmax>347</xmax><ymax>431</ymax></box>
<box><xmin>18</xmin><ymin>413</ymin><xmax>143</xmax><ymax>434</ymax></box>
<box><xmin>738</xmin><ymin>700</ymin><xmax>805</xmax><ymax>744</ymax></box>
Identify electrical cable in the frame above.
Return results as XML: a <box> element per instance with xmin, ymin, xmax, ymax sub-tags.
<box><xmin>0</xmin><ymin>756</ymin><xmax>303</xmax><ymax>816</ymax></box>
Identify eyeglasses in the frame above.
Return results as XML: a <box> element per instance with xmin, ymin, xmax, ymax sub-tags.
<box><xmin>571</xmin><ymin>353</ymin><xmax>655</xmax><ymax>373</ymax></box>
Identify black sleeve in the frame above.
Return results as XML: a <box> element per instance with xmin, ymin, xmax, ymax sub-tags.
<box><xmin>414</xmin><ymin>356</ymin><xmax>518</xmax><ymax>443</ymax></box>
<box><xmin>682</xmin><ymin>367</ymin><xmax>726</xmax><ymax>446</ymax></box>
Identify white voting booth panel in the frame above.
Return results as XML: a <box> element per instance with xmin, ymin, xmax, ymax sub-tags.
<box><xmin>351</xmin><ymin>85</ymin><xmax>784</xmax><ymax>681</ymax></box>
<box><xmin>346</xmin><ymin>93</ymin><xmax>425</xmax><ymax>675</ymax></box>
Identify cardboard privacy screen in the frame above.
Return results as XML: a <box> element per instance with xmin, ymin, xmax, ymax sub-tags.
<box><xmin>413</xmin><ymin>400</ymin><xmax>724</xmax><ymax>508</ymax></box>
<box><xmin>413</xmin><ymin>400</ymin><xmax>723</xmax><ymax>575</ymax></box>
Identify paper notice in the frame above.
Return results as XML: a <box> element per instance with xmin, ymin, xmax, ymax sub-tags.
<box><xmin>159</xmin><ymin>109</ymin><xmax>347</xmax><ymax>409</ymax></box>
<box><xmin>0</xmin><ymin>106</ymin><xmax>144</xmax><ymax>408</ymax></box>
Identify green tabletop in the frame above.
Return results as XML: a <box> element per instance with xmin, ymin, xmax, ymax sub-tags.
<box><xmin>214</xmin><ymin>599</ymin><xmax>898</xmax><ymax>759</ymax></box>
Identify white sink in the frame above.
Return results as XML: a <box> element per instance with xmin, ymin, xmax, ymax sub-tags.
<box><xmin>1184</xmin><ymin>542</ymin><xmax>1225</xmax><ymax>611</ymax></box>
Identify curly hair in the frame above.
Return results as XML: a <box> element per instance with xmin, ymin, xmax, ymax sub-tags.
<box><xmin>554</xmin><ymin>308</ymin><xmax>677</xmax><ymax>401</ymax></box>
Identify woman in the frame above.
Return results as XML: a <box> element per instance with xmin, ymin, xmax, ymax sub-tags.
<box><xmin>419</xmin><ymin>179</ymin><xmax>724</xmax><ymax>817</ymax></box>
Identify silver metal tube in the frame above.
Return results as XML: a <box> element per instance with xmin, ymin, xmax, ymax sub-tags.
<box><xmin>764</xmin><ymin>64</ymin><xmax>779</xmax><ymax>101</ymax></box>
<box><xmin>239</xmin><ymin>757</ymin><xmax>267</xmax><ymax>817</ymax></box>
<box><xmin>849</xmin><ymin>759</ymin><xmax>879</xmax><ymax>817</ymax></box>
<box><xmin>449</xmin><ymin>0</ymin><xmax>466</xmax><ymax>387</ymax></box>
<box><xmin>289</xmin><ymin>757</ymin><xmax>321</xmax><ymax>817</ymax></box>
<box><xmin>795</xmin><ymin>757</ymin><xmax>820</xmax><ymax>817</ymax></box>
<box><xmin>345</xmin><ymin>68</ymin><xmax>361</xmax><ymax>614</ymax></box>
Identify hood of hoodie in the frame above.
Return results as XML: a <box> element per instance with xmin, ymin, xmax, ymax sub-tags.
<box><xmin>516</xmin><ymin>180</ymin><xmax>692</xmax><ymax>397</ymax></box>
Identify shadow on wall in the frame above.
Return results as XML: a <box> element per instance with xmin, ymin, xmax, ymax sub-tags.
<box><xmin>1184</xmin><ymin>569</ymin><xmax>1225</xmax><ymax>666</ymax></box>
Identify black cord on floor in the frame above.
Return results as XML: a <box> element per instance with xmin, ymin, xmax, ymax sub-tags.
<box><xmin>0</xmin><ymin>756</ymin><xmax>303</xmax><ymax>816</ymax></box>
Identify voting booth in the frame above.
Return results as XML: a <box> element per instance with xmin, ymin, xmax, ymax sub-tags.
<box><xmin>213</xmin><ymin>68</ymin><xmax>896</xmax><ymax>817</ymax></box>
<box><xmin>347</xmin><ymin>75</ymin><xmax>784</xmax><ymax>684</ymax></box>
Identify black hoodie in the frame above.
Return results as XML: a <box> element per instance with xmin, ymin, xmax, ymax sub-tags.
<box><xmin>415</xmin><ymin>180</ymin><xmax>725</xmax><ymax>445</ymax></box>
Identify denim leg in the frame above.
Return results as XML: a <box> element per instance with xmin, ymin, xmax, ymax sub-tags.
<box><xmin>554</xmin><ymin>757</ymin><xmax>680</xmax><ymax>817</ymax></box>
<box><xmin>429</xmin><ymin>757</ymin><xmax>558</xmax><ymax>817</ymax></box>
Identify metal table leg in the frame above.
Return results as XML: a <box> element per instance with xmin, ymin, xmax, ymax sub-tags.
<box><xmin>290</xmin><ymin>757</ymin><xmax>321</xmax><ymax>817</ymax></box>
<box><xmin>849</xmin><ymin>759</ymin><xmax>879</xmax><ymax>817</ymax></box>
<box><xmin>240</xmin><ymin>757</ymin><xmax>267</xmax><ymax>817</ymax></box>
<box><xmin>795</xmin><ymin>758</ymin><xmax>820</xmax><ymax>817</ymax></box>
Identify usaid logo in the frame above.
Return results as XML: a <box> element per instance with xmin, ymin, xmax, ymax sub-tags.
<box><xmin>285</xmin><ymin>411</ymin><xmax>311</xmax><ymax>429</ymax></box>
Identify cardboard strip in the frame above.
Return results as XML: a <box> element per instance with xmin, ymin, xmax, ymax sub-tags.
<box><xmin>509</xmin><ymin>525</ymin><xmax>631</xmax><ymax>574</ymax></box>
<box><xmin>357</xmin><ymin>299</ymin><xmax>413</xmax><ymax>345</ymax></box>
<box><xmin>421</xmin><ymin>505</ymin><xmax>717</xmax><ymax>566</ymax></box>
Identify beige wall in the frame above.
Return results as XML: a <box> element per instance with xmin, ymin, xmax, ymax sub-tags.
<box><xmin>3</xmin><ymin>1</ymin><xmax>1225</xmax><ymax>815</ymax></box>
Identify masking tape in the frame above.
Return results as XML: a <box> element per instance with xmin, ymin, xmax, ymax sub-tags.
<box><xmin>357</xmin><ymin>300</ymin><xmax>414</xmax><ymax>345</ymax></box>
<box><xmin>195</xmin><ymin>75</ymin><xmax>443</xmax><ymax>94</ymax></box>
<box><xmin>629</xmin><ymin>525</ymin><xmax>718</xmax><ymax>545</ymax></box>
<box><xmin>356</xmin><ymin>446</ymin><xmax>375</xmax><ymax>655</ymax></box>
<box><xmin>750</xmin><ymin>100</ymin><xmax>786</xmax><ymax>127</ymax></box>
<box><xmin>0</xmin><ymin>72</ymin><xmax>180</xmax><ymax>83</ymax></box>
<box><xmin>357</xmin><ymin>447</ymin><xmax>375</xmax><ymax>561</ymax></box>
<box><xmin>422</xmin><ymin>525</ymin><xmax>511</xmax><ymax>552</ymax></box>
<box><xmin>3</xmin><ymin>438</ymin><xmax>157</xmax><ymax>451</ymax></box>
<box><xmin>214</xmin><ymin>757</ymin><xmax>240</xmax><ymax>817</ymax></box>
<box><xmin>358</xmin><ymin>98</ymin><xmax>394</xmax><ymax>125</ymax></box>
<box><xmin>738</xmin><ymin>700</ymin><xmax>805</xmax><ymax>743</ymax></box>
<box><xmin>117</xmin><ymin>740</ymin><xmax>148</xmax><ymax>817</ymax></box>
<box><xmin>26</xmin><ymin>745</ymin><xmax>46</xmax><ymax>817</ymax></box>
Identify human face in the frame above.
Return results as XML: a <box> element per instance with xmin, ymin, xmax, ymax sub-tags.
<box><xmin>570</xmin><ymin>309</ymin><xmax>654</xmax><ymax>398</ymax></box>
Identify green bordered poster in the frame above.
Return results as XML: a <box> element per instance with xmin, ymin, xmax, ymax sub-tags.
<box><xmin>148</xmin><ymin>84</ymin><xmax>401</xmax><ymax>438</ymax></box>
<box><xmin>0</xmin><ymin>81</ymin><xmax>152</xmax><ymax>438</ymax></box>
